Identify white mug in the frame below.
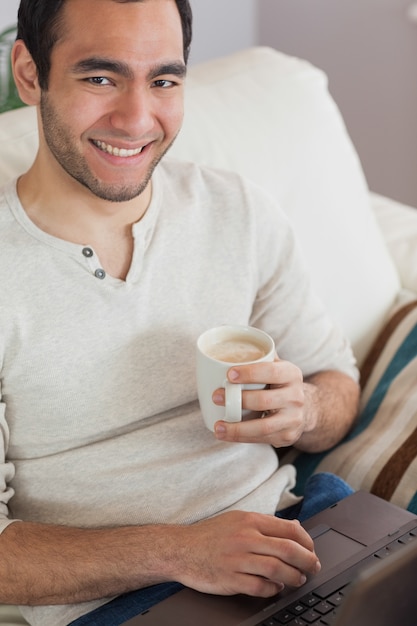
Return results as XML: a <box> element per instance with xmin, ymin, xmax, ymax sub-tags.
<box><xmin>196</xmin><ymin>325</ymin><xmax>275</xmax><ymax>431</ymax></box>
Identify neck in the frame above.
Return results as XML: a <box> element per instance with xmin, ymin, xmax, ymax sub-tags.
<box><xmin>16</xmin><ymin>156</ymin><xmax>152</xmax><ymax>244</ymax></box>
<box><xmin>16</xmin><ymin>156</ymin><xmax>153</xmax><ymax>281</ymax></box>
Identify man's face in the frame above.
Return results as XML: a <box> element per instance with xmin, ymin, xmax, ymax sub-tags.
<box><xmin>39</xmin><ymin>0</ymin><xmax>186</xmax><ymax>203</ymax></box>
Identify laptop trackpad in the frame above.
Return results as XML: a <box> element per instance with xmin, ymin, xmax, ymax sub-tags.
<box><xmin>310</xmin><ymin>526</ymin><xmax>364</xmax><ymax>569</ymax></box>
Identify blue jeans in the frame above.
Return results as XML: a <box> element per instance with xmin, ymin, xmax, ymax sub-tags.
<box><xmin>69</xmin><ymin>473</ymin><xmax>353</xmax><ymax>626</ymax></box>
<box><xmin>275</xmin><ymin>471</ymin><xmax>354</xmax><ymax>522</ymax></box>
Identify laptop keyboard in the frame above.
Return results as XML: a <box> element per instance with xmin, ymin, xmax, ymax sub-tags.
<box><xmin>257</xmin><ymin>527</ymin><xmax>417</xmax><ymax>626</ymax></box>
<box><xmin>259</xmin><ymin>582</ymin><xmax>350</xmax><ymax>626</ymax></box>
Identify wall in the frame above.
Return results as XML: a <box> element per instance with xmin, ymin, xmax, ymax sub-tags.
<box><xmin>258</xmin><ymin>0</ymin><xmax>417</xmax><ymax>207</ymax></box>
<box><xmin>0</xmin><ymin>0</ymin><xmax>19</xmax><ymax>31</ymax></box>
<box><xmin>189</xmin><ymin>0</ymin><xmax>257</xmax><ymax>64</ymax></box>
<box><xmin>0</xmin><ymin>0</ymin><xmax>257</xmax><ymax>64</ymax></box>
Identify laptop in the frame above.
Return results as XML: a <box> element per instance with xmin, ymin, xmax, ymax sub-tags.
<box><xmin>123</xmin><ymin>491</ymin><xmax>417</xmax><ymax>626</ymax></box>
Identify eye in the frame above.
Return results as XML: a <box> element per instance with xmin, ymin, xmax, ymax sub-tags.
<box><xmin>87</xmin><ymin>76</ymin><xmax>113</xmax><ymax>86</ymax></box>
<box><xmin>152</xmin><ymin>79</ymin><xmax>176</xmax><ymax>89</ymax></box>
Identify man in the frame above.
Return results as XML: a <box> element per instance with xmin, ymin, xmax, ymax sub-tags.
<box><xmin>0</xmin><ymin>0</ymin><xmax>360</xmax><ymax>624</ymax></box>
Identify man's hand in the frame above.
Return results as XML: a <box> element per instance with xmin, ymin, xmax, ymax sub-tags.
<box><xmin>170</xmin><ymin>511</ymin><xmax>321</xmax><ymax>598</ymax></box>
<box><xmin>212</xmin><ymin>358</ymin><xmax>360</xmax><ymax>452</ymax></box>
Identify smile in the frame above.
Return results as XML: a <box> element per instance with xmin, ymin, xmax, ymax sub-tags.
<box><xmin>92</xmin><ymin>140</ymin><xmax>144</xmax><ymax>158</ymax></box>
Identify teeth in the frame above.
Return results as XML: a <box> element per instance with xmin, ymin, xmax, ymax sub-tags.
<box><xmin>93</xmin><ymin>140</ymin><xmax>144</xmax><ymax>157</ymax></box>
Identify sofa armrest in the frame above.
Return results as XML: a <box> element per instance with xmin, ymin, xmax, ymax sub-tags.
<box><xmin>370</xmin><ymin>192</ymin><xmax>417</xmax><ymax>294</ymax></box>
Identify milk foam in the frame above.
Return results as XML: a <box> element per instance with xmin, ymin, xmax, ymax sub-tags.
<box><xmin>206</xmin><ymin>338</ymin><xmax>266</xmax><ymax>363</ymax></box>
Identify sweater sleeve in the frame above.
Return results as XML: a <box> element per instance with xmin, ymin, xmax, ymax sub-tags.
<box><xmin>248</xmin><ymin>184</ymin><xmax>359</xmax><ymax>382</ymax></box>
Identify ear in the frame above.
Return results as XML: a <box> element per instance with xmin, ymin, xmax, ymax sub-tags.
<box><xmin>12</xmin><ymin>39</ymin><xmax>42</xmax><ymax>106</ymax></box>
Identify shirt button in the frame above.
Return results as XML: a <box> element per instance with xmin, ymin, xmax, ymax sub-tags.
<box><xmin>82</xmin><ymin>247</ymin><xmax>94</xmax><ymax>258</ymax></box>
<box><xmin>95</xmin><ymin>269</ymin><xmax>106</xmax><ymax>280</ymax></box>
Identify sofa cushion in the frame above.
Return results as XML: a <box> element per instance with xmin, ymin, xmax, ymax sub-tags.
<box><xmin>0</xmin><ymin>604</ymin><xmax>27</xmax><ymax>624</ymax></box>
<box><xmin>169</xmin><ymin>47</ymin><xmax>401</xmax><ymax>366</ymax></box>
<box><xmin>0</xmin><ymin>47</ymin><xmax>400</xmax><ymax>365</ymax></box>
<box><xmin>0</xmin><ymin>105</ymin><xmax>37</xmax><ymax>184</ymax></box>
<box><xmin>288</xmin><ymin>294</ymin><xmax>417</xmax><ymax>514</ymax></box>
<box><xmin>371</xmin><ymin>192</ymin><xmax>417</xmax><ymax>294</ymax></box>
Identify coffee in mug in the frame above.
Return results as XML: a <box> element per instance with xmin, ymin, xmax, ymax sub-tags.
<box><xmin>196</xmin><ymin>325</ymin><xmax>275</xmax><ymax>431</ymax></box>
<box><xmin>205</xmin><ymin>336</ymin><xmax>268</xmax><ymax>364</ymax></box>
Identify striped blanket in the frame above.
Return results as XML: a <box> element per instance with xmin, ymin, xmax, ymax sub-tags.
<box><xmin>284</xmin><ymin>299</ymin><xmax>417</xmax><ymax>513</ymax></box>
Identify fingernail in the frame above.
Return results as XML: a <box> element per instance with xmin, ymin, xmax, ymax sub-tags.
<box><xmin>228</xmin><ymin>369</ymin><xmax>239</xmax><ymax>381</ymax></box>
<box><xmin>215</xmin><ymin>423</ymin><xmax>227</xmax><ymax>437</ymax></box>
<box><xmin>212</xmin><ymin>392</ymin><xmax>223</xmax><ymax>404</ymax></box>
<box><xmin>315</xmin><ymin>560</ymin><xmax>321</xmax><ymax>573</ymax></box>
<box><xmin>299</xmin><ymin>575</ymin><xmax>307</xmax><ymax>586</ymax></box>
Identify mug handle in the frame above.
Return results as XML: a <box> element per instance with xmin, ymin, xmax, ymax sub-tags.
<box><xmin>224</xmin><ymin>379</ymin><xmax>242</xmax><ymax>422</ymax></box>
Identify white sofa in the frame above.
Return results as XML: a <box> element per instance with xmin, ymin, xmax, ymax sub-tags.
<box><xmin>0</xmin><ymin>46</ymin><xmax>417</xmax><ymax>625</ymax></box>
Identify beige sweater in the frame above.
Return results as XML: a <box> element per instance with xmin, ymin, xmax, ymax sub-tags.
<box><xmin>0</xmin><ymin>159</ymin><xmax>358</xmax><ymax>625</ymax></box>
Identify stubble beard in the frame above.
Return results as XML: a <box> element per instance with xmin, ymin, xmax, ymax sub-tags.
<box><xmin>40</xmin><ymin>93</ymin><xmax>175</xmax><ymax>203</ymax></box>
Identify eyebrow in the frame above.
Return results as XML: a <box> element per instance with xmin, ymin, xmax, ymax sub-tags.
<box><xmin>70</xmin><ymin>57</ymin><xmax>187</xmax><ymax>81</ymax></box>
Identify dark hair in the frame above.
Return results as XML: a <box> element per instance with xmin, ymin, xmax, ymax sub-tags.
<box><xmin>16</xmin><ymin>0</ymin><xmax>193</xmax><ymax>90</ymax></box>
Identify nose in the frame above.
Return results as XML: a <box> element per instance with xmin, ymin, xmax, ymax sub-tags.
<box><xmin>109</xmin><ymin>86</ymin><xmax>156</xmax><ymax>137</ymax></box>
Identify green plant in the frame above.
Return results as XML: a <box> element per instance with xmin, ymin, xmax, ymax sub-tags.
<box><xmin>0</xmin><ymin>25</ymin><xmax>25</xmax><ymax>114</ymax></box>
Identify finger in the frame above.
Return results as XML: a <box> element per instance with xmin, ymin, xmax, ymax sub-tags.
<box><xmin>214</xmin><ymin>413</ymin><xmax>301</xmax><ymax>446</ymax></box>
<box><xmin>245</xmin><ymin>553</ymin><xmax>310</xmax><ymax>589</ymax></box>
<box><xmin>227</xmin><ymin>359</ymin><xmax>302</xmax><ymax>387</ymax></box>
<box><xmin>230</xmin><ymin>512</ymin><xmax>316</xmax><ymax>556</ymax></box>
<box><xmin>268</xmin><ymin>537</ymin><xmax>319</xmax><ymax>577</ymax></box>
<box><xmin>231</xmin><ymin>573</ymin><xmax>285</xmax><ymax>599</ymax></box>
<box><xmin>213</xmin><ymin>375</ymin><xmax>303</xmax><ymax>412</ymax></box>
<box><xmin>240</xmin><ymin>385</ymin><xmax>300</xmax><ymax>412</ymax></box>
<box><xmin>227</xmin><ymin>361</ymin><xmax>281</xmax><ymax>386</ymax></box>
<box><xmin>212</xmin><ymin>387</ymin><xmax>225</xmax><ymax>405</ymax></box>
<box><xmin>259</xmin><ymin>516</ymin><xmax>315</xmax><ymax>553</ymax></box>
<box><xmin>212</xmin><ymin>385</ymin><xmax>289</xmax><ymax>411</ymax></box>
